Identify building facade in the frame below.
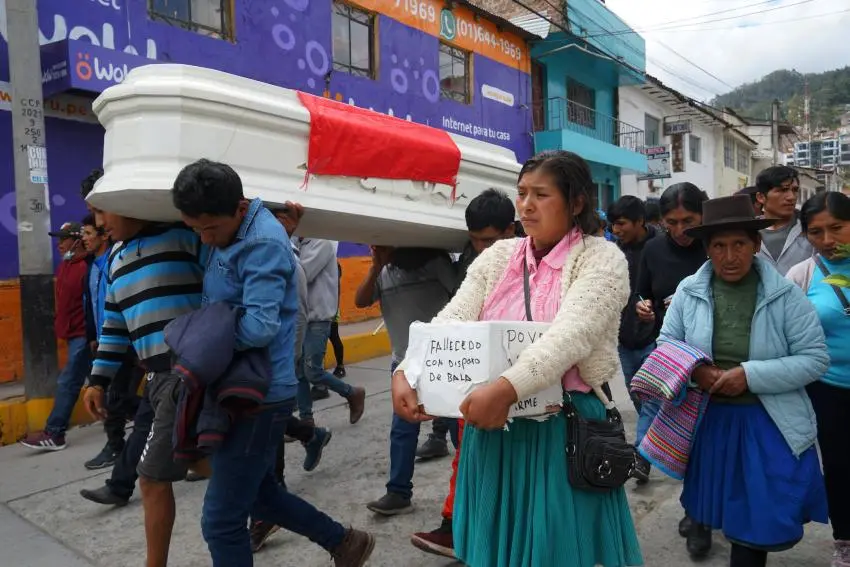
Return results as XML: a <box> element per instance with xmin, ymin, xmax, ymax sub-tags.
<box><xmin>618</xmin><ymin>77</ymin><xmax>756</xmax><ymax>199</ymax></box>
<box><xmin>527</xmin><ymin>0</ymin><xmax>648</xmax><ymax>211</ymax></box>
<box><xmin>0</xmin><ymin>0</ymin><xmax>536</xmax><ymax>381</ymax></box>
<box><xmin>789</xmin><ymin>137</ymin><xmax>850</xmax><ymax>170</ymax></box>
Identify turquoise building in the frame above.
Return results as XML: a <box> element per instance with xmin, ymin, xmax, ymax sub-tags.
<box><xmin>527</xmin><ymin>0</ymin><xmax>647</xmax><ymax>209</ymax></box>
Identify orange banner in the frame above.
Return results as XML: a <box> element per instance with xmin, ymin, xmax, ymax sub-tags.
<box><xmin>355</xmin><ymin>0</ymin><xmax>530</xmax><ymax>73</ymax></box>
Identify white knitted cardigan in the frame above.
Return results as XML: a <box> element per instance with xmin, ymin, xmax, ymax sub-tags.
<box><xmin>398</xmin><ymin>236</ymin><xmax>630</xmax><ymax>401</ymax></box>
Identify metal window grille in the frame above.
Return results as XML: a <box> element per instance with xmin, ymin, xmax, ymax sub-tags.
<box><xmin>567</xmin><ymin>80</ymin><xmax>595</xmax><ymax>128</ymax></box>
<box><xmin>689</xmin><ymin>135</ymin><xmax>701</xmax><ymax>163</ymax></box>
<box><xmin>148</xmin><ymin>0</ymin><xmax>232</xmax><ymax>40</ymax></box>
<box><xmin>439</xmin><ymin>43</ymin><xmax>470</xmax><ymax>104</ymax></box>
<box><xmin>332</xmin><ymin>2</ymin><xmax>375</xmax><ymax>78</ymax></box>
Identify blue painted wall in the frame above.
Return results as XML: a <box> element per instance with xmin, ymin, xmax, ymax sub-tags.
<box><xmin>565</xmin><ymin>0</ymin><xmax>645</xmax><ymax>84</ymax></box>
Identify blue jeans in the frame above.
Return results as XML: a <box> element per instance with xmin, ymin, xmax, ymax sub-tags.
<box><xmin>297</xmin><ymin>321</ymin><xmax>353</xmax><ymax>419</ymax></box>
<box><xmin>387</xmin><ymin>361</ymin><xmax>419</xmax><ymax>500</ymax></box>
<box><xmin>618</xmin><ymin>343</ymin><xmax>660</xmax><ymax>448</ymax></box>
<box><xmin>202</xmin><ymin>399</ymin><xmax>345</xmax><ymax>566</ymax></box>
<box><xmin>45</xmin><ymin>336</ymin><xmax>92</xmax><ymax>436</ymax></box>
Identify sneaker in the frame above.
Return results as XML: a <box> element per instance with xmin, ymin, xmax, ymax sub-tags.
<box><xmin>833</xmin><ymin>540</ymin><xmax>850</xmax><ymax>567</ymax></box>
<box><xmin>311</xmin><ymin>386</ymin><xmax>330</xmax><ymax>401</ymax></box>
<box><xmin>411</xmin><ymin>518</ymin><xmax>456</xmax><ymax>559</ymax></box>
<box><xmin>347</xmin><ymin>387</ymin><xmax>366</xmax><ymax>424</ymax></box>
<box><xmin>633</xmin><ymin>455</ymin><xmax>651</xmax><ymax>485</ymax></box>
<box><xmin>84</xmin><ymin>445</ymin><xmax>118</xmax><ymax>470</ymax></box>
<box><xmin>331</xmin><ymin>528</ymin><xmax>375</xmax><ymax>567</ymax></box>
<box><xmin>416</xmin><ymin>435</ymin><xmax>450</xmax><ymax>460</ymax></box>
<box><xmin>185</xmin><ymin>471</ymin><xmax>207</xmax><ymax>482</ymax></box>
<box><xmin>20</xmin><ymin>431</ymin><xmax>66</xmax><ymax>451</ymax></box>
<box><xmin>79</xmin><ymin>485</ymin><xmax>129</xmax><ymax>507</ymax></box>
<box><xmin>367</xmin><ymin>492</ymin><xmax>413</xmax><ymax>516</ymax></box>
<box><xmin>334</xmin><ymin>366</ymin><xmax>347</xmax><ymax>379</ymax></box>
<box><xmin>686</xmin><ymin>522</ymin><xmax>712</xmax><ymax>559</ymax></box>
<box><xmin>250</xmin><ymin>520</ymin><xmax>280</xmax><ymax>553</ymax></box>
<box><xmin>303</xmin><ymin>428</ymin><xmax>333</xmax><ymax>472</ymax></box>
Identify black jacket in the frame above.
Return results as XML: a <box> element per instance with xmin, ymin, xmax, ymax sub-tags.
<box><xmin>618</xmin><ymin>225</ymin><xmax>658</xmax><ymax>349</ymax></box>
<box><xmin>165</xmin><ymin>302</ymin><xmax>271</xmax><ymax>461</ymax></box>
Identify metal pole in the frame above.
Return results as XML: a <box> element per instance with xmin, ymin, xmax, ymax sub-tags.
<box><xmin>771</xmin><ymin>99</ymin><xmax>780</xmax><ymax>166</ymax></box>
<box><xmin>5</xmin><ymin>0</ymin><xmax>59</xmax><ymax>399</ymax></box>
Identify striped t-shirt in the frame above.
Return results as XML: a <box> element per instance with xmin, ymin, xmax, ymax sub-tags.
<box><xmin>89</xmin><ymin>224</ymin><xmax>203</xmax><ymax>388</ymax></box>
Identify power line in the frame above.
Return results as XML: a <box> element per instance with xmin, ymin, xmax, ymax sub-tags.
<box><xmin>652</xmin><ymin>38</ymin><xmax>735</xmax><ymax>90</ymax></box>
<box><xmin>589</xmin><ymin>0</ymin><xmax>819</xmax><ymax>37</ymax></box>
<box><xmin>563</xmin><ymin>1</ymin><xmax>732</xmax><ymax>96</ymax></box>
<box><xmin>511</xmin><ymin>0</ymin><xmax>731</xmax><ymax>98</ymax></box>
<box><xmin>604</xmin><ymin>0</ymin><xmax>781</xmax><ymax>33</ymax></box>
<box><xmin>620</xmin><ymin>7</ymin><xmax>850</xmax><ymax>34</ymax></box>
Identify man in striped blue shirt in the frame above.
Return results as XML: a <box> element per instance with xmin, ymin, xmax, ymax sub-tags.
<box><xmin>81</xmin><ymin>211</ymin><xmax>204</xmax><ymax>567</ymax></box>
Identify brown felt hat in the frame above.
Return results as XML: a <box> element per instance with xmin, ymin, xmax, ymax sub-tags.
<box><xmin>685</xmin><ymin>195</ymin><xmax>776</xmax><ymax>239</ymax></box>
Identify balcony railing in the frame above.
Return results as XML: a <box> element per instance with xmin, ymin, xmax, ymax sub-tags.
<box><xmin>533</xmin><ymin>97</ymin><xmax>645</xmax><ymax>153</ymax></box>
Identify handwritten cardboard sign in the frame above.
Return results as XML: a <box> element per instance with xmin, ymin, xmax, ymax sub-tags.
<box><xmin>404</xmin><ymin>321</ymin><xmax>564</xmax><ymax>418</ymax></box>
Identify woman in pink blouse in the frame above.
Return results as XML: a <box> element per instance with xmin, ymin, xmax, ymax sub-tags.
<box><xmin>392</xmin><ymin>151</ymin><xmax>642</xmax><ymax>567</ymax></box>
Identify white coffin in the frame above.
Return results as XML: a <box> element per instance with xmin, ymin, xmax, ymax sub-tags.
<box><xmin>87</xmin><ymin>64</ymin><xmax>521</xmax><ymax>249</ymax></box>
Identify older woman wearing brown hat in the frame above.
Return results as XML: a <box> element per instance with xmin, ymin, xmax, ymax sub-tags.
<box><xmin>657</xmin><ymin>195</ymin><xmax>830</xmax><ymax>567</ymax></box>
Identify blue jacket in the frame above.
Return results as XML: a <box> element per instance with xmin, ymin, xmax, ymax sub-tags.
<box><xmin>83</xmin><ymin>248</ymin><xmax>111</xmax><ymax>343</ymax></box>
<box><xmin>201</xmin><ymin>198</ymin><xmax>298</xmax><ymax>402</ymax></box>
<box><xmin>659</xmin><ymin>257</ymin><xmax>829</xmax><ymax>456</ymax></box>
<box><xmin>165</xmin><ymin>302</ymin><xmax>271</xmax><ymax>459</ymax></box>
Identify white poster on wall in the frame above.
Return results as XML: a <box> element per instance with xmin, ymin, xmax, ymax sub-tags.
<box><xmin>638</xmin><ymin>145</ymin><xmax>672</xmax><ymax>181</ymax></box>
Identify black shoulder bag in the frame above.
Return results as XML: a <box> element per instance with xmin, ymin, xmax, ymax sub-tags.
<box><xmin>523</xmin><ymin>258</ymin><xmax>636</xmax><ymax>493</ymax></box>
<box><xmin>813</xmin><ymin>255</ymin><xmax>850</xmax><ymax>317</ymax></box>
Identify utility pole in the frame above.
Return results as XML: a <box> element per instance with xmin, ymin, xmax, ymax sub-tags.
<box><xmin>771</xmin><ymin>99</ymin><xmax>780</xmax><ymax>166</ymax></box>
<box><xmin>5</xmin><ymin>0</ymin><xmax>59</xmax><ymax>400</ymax></box>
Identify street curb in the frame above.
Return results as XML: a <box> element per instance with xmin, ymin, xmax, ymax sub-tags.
<box><xmin>0</xmin><ymin>329</ymin><xmax>390</xmax><ymax>446</ymax></box>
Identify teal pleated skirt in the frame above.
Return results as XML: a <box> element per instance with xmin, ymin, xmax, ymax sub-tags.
<box><xmin>454</xmin><ymin>392</ymin><xmax>644</xmax><ymax>567</ymax></box>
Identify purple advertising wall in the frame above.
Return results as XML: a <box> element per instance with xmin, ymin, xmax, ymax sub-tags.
<box><xmin>0</xmin><ymin>0</ymin><xmax>533</xmax><ymax>279</ymax></box>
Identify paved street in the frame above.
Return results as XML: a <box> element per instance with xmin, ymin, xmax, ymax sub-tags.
<box><xmin>0</xmin><ymin>357</ymin><xmax>834</xmax><ymax>566</ymax></box>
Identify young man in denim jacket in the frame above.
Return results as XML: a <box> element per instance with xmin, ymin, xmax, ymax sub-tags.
<box><xmin>173</xmin><ymin>159</ymin><xmax>374</xmax><ymax>567</ymax></box>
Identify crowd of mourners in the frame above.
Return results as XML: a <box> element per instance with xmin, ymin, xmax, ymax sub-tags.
<box><xmin>17</xmin><ymin>152</ymin><xmax>850</xmax><ymax>567</ymax></box>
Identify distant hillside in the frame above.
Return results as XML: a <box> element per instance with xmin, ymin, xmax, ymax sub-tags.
<box><xmin>712</xmin><ymin>67</ymin><xmax>850</xmax><ymax>130</ymax></box>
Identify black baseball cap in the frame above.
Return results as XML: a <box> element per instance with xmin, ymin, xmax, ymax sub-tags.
<box><xmin>48</xmin><ymin>221</ymin><xmax>83</xmax><ymax>239</ymax></box>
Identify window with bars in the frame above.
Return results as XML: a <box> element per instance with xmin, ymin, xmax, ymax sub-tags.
<box><xmin>567</xmin><ymin>80</ymin><xmax>595</xmax><ymax>128</ymax></box>
<box><xmin>724</xmin><ymin>135</ymin><xmax>735</xmax><ymax>168</ymax></box>
<box><xmin>149</xmin><ymin>0</ymin><xmax>233</xmax><ymax>40</ymax></box>
<box><xmin>644</xmin><ymin>114</ymin><xmax>660</xmax><ymax>147</ymax></box>
<box><xmin>332</xmin><ymin>2</ymin><xmax>376</xmax><ymax>78</ymax></box>
<box><xmin>736</xmin><ymin>144</ymin><xmax>750</xmax><ymax>174</ymax></box>
<box><xmin>439</xmin><ymin>43</ymin><xmax>471</xmax><ymax>104</ymax></box>
<box><xmin>689</xmin><ymin>135</ymin><xmax>701</xmax><ymax>163</ymax></box>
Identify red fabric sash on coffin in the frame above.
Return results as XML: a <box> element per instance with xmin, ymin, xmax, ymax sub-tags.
<box><xmin>297</xmin><ymin>92</ymin><xmax>461</xmax><ymax>198</ymax></box>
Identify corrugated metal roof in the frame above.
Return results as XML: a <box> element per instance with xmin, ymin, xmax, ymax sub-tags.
<box><xmin>509</xmin><ymin>10</ymin><xmax>551</xmax><ymax>39</ymax></box>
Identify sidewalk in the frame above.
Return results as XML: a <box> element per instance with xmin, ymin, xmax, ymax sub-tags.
<box><xmin>0</xmin><ymin>356</ymin><xmax>835</xmax><ymax>566</ymax></box>
<box><xmin>0</xmin><ymin>320</ymin><xmax>389</xmax><ymax>446</ymax></box>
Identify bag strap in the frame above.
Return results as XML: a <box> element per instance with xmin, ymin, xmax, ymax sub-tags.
<box><xmin>813</xmin><ymin>255</ymin><xmax>850</xmax><ymax>315</ymax></box>
<box><xmin>523</xmin><ymin>257</ymin><xmax>533</xmax><ymax>322</ymax></box>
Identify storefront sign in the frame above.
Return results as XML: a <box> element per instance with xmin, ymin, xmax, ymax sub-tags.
<box><xmin>0</xmin><ymin>80</ymin><xmax>99</xmax><ymax>123</ymax></box>
<box><xmin>663</xmin><ymin>119</ymin><xmax>691</xmax><ymax>136</ymax></box>
<box><xmin>638</xmin><ymin>145</ymin><xmax>671</xmax><ymax>180</ymax></box>
<box><xmin>354</xmin><ymin>0</ymin><xmax>530</xmax><ymax>72</ymax></box>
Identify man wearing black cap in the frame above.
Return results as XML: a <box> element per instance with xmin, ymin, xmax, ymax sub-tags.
<box><xmin>20</xmin><ymin>221</ymin><xmax>91</xmax><ymax>451</ymax></box>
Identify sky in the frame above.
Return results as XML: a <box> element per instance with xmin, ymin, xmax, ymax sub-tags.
<box><xmin>603</xmin><ymin>0</ymin><xmax>850</xmax><ymax>101</ymax></box>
